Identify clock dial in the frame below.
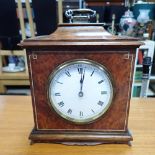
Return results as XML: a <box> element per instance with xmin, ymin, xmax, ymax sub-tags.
<box><xmin>48</xmin><ymin>59</ymin><xmax>114</xmax><ymax>124</ymax></box>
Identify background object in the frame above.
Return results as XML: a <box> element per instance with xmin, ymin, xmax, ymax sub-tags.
<box><xmin>119</xmin><ymin>9</ymin><xmax>137</xmax><ymax>36</ymax></box>
<box><xmin>0</xmin><ymin>0</ymin><xmax>19</xmax><ymax>37</ymax></box>
<box><xmin>137</xmin><ymin>9</ymin><xmax>150</xmax><ymax>24</ymax></box>
<box><xmin>0</xmin><ymin>0</ymin><xmax>20</xmax><ymax>50</ymax></box>
<box><xmin>65</xmin><ymin>9</ymin><xmax>96</xmax><ymax>23</ymax></box>
<box><xmin>104</xmin><ymin>5</ymin><xmax>127</xmax><ymax>24</ymax></box>
<box><xmin>133</xmin><ymin>2</ymin><xmax>155</xmax><ymax>21</ymax></box>
<box><xmin>32</xmin><ymin>0</ymin><xmax>57</xmax><ymax>35</ymax></box>
<box><xmin>85</xmin><ymin>0</ymin><xmax>126</xmax><ymax>6</ymax></box>
<box><xmin>140</xmin><ymin>56</ymin><xmax>152</xmax><ymax>97</ymax></box>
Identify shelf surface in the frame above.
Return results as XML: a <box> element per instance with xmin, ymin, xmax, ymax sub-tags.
<box><xmin>0</xmin><ymin>71</ymin><xmax>29</xmax><ymax>80</ymax></box>
<box><xmin>150</xmin><ymin>76</ymin><xmax>155</xmax><ymax>80</ymax></box>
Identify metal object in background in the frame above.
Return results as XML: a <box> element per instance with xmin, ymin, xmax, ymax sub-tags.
<box><xmin>107</xmin><ymin>14</ymin><xmax>117</xmax><ymax>35</ymax></box>
<box><xmin>140</xmin><ymin>54</ymin><xmax>152</xmax><ymax>97</ymax></box>
<box><xmin>65</xmin><ymin>9</ymin><xmax>96</xmax><ymax>23</ymax></box>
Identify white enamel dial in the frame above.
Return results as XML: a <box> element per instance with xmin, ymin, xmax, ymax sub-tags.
<box><xmin>48</xmin><ymin>59</ymin><xmax>114</xmax><ymax>124</ymax></box>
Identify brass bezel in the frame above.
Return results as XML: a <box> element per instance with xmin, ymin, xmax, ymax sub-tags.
<box><xmin>47</xmin><ymin>59</ymin><xmax>114</xmax><ymax>124</ymax></box>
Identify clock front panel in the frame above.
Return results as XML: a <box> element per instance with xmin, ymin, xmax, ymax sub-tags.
<box><xmin>28</xmin><ymin>50</ymin><xmax>135</xmax><ymax>131</ymax></box>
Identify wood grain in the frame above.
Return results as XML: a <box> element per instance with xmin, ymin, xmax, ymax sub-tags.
<box><xmin>27</xmin><ymin>52</ymin><xmax>134</xmax><ymax>131</ymax></box>
<box><xmin>20</xmin><ymin>25</ymin><xmax>142</xmax><ymax>49</ymax></box>
<box><xmin>0</xmin><ymin>96</ymin><xmax>155</xmax><ymax>155</ymax></box>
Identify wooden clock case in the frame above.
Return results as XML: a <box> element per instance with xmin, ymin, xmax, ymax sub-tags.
<box><xmin>20</xmin><ymin>24</ymin><xmax>142</xmax><ymax>145</ymax></box>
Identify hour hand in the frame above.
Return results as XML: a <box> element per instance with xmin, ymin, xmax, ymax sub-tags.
<box><xmin>79</xmin><ymin>68</ymin><xmax>85</xmax><ymax>97</ymax></box>
<box><xmin>80</xmin><ymin>68</ymin><xmax>85</xmax><ymax>83</ymax></box>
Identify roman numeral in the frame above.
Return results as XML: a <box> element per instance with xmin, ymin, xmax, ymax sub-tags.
<box><xmin>90</xmin><ymin>70</ymin><xmax>95</xmax><ymax>76</ymax></box>
<box><xmin>55</xmin><ymin>93</ymin><xmax>61</xmax><ymax>96</ymax></box>
<box><xmin>98</xmin><ymin>80</ymin><xmax>104</xmax><ymax>84</ymax></box>
<box><xmin>97</xmin><ymin>101</ymin><xmax>104</xmax><ymax>106</ymax></box>
<box><xmin>78</xmin><ymin>67</ymin><xmax>83</xmax><ymax>74</ymax></box>
<box><xmin>101</xmin><ymin>91</ymin><xmax>107</xmax><ymax>95</ymax></box>
<box><xmin>80</xmin><ymin>111</ymin><xmax>83</xmax><ymax>117</ymax></box>
<box><xmin>65</xmin><ymin>71</ymin><xmax>71</xmax><ymax>77</ymax></box>
<box><xmin>58</xmin><ymin>101</ymin><xmax>64</xmax><ymax>107</ymax></box>
<box><xmin>91</xmin><ymin>109</ymin><xmax>95</xmax><ymax>113</ymax></box>
<box><xmin>67</xmin><ymin>109</ymin><xmax>72</xmax><ymax>114</ymax></box>
<box><xmin>56</xmin><ymin>81</ymin><xmax>63</xmax><ymax>84</ymax></box>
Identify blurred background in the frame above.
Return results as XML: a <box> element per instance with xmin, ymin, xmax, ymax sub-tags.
<box><xmin>0</xmin><ymin>0</ymin><xmax>155</xmax><ymax>97</ymax></box>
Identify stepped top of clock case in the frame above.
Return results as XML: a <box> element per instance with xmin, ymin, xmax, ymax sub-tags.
<box><xmin>20</xmin><ymin>24</ymin><xmax>142</xmax><ymax>48</ymax></box>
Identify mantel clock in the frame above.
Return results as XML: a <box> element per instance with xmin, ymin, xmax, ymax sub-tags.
<box><xmin>20</xmin><ymin>24</ymin><xmax>142</xmax><ymax>145</ymax></box>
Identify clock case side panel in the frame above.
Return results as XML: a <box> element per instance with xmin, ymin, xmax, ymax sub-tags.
<box><xmin>124</xmin><ymin>49</ymin><xmax>136</xmax><ymax>129</ymax></box>
<box><xmin>26</xmin><ymin>50</ymin><xmax>38</xmax><ymax>129</ymax></box>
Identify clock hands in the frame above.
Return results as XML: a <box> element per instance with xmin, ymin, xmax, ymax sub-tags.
<box><xmin>79</xmin><ymin>68</ymin><xmax>85</xmax><ymax>97</ymax></box>
<box><xmin>80</xmin><ymin>68</ymin><xmax>85</xmax><ymax>83</ymax></box>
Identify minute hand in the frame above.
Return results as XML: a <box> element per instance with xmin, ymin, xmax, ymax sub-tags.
<box><xmin>80</xmin><ymin>69</ymin><xmax>85</xmax><ymax>91</ymax></box>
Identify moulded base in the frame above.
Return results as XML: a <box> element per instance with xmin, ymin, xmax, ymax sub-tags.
<box><xmin>29</xmin><ymin>128</ymin><xmax>133</xmax><ymax>146</ymax></box>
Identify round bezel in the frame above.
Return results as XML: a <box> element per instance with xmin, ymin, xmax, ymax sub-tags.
<box><xmin>47</xmin><ymin>59</ymin><xmax>114</xmax><ymax>124</ymax></box>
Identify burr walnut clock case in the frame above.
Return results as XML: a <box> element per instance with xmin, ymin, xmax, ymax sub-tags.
<box><xmin>20</xmin><ymin>24</ymin><xmax>141</xmax><ymax>145</ymax></box>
